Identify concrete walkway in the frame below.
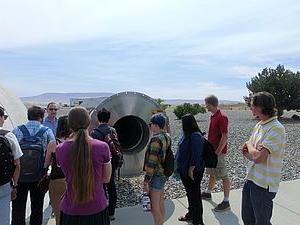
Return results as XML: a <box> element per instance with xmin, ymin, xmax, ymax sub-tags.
<box><xmin>40</xmin><ymin>179</ymin><xmax>299</xmax><ymax>225</ymax></box>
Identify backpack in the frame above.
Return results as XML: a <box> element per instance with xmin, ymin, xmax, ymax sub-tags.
<box><xmin>187</xmin><ymin>132</ymin><xmax>218</xmax><ymax>169</ymax></box>
<box><xmin>18</xmin><ymin>125</ymin><xmax>48</xmax><ymax>183</ymax></box>
<box><xmin>161</xmin><ymin>134</ymin><xmax>174</xmax><ymax>177</ymax></box>
<box><xmin>49</xmin><ymin>138</ymin><xmax>65</xmax><ymax>180</ymax></box>
<box><xmin>202</xmin><ymin>137</ymin><xmax>218</xmax><ymax>168</ymax></box>
<box><xmin>0</xmin><ymin>130</ymin><xmax>15</xmax><ymax>186</ymax></box>
<box><xmin>94</xmin><ymin>127</ymin><xmax>124</xmax><ymax>170</ymax></box>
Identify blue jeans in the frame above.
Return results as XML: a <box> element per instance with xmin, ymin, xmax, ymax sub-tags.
<box><xmin>242</xmin><ymin>180</ymin><xmax>276</xmax><ymax>225</ymax></box>
<box><xmin>0</xmin><ymin>183</ymin><xmax>11</xmax><ymax>225</ymax></box>
<box><xmin>149</xmin><ymin>175</ymin><xmax>167</xmax><ymax>191</ymax></box>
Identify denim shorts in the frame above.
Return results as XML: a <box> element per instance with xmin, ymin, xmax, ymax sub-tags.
<box><xmin>149</xmin><ymin>175</ymin><xmax>167</xmax><ymax>192</ymax></box>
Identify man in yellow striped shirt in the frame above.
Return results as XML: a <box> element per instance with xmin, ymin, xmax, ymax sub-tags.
<box><xmin>242</xmin><ymin>92</ymin><xmax>286</xmax><ymax>225</ymax></box>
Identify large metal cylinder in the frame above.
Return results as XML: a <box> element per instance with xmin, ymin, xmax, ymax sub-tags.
<box><xmin>0</xmin><ymin>84</ymin><xmax>27</xmax><ymax>130</ymax></box>
<box><xmin>90</xmin><ymin>91</ymin><xmax>163</xmax><ymax>175</ymax></box>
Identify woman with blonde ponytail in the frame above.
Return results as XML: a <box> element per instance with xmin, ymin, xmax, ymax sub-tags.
<box><xmin>56</xmin><ymin>107</ymin><xmax>111</xmax><ymax>225</ymax></box>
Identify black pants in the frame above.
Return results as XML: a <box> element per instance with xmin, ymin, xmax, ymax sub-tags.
<box><xmin>105</xmin><ymin>170</ymin><xmax>117</xmax><ymax>216</ymax></box>
<box><xmin>12</xmin><ymin>182</ymin><xmax>46</xmax><ymax>225</ymax></box>
<box><xmin>180</xmin><ymin>170</ymin><xmax>204</xmax><ymax>225</ymax></box>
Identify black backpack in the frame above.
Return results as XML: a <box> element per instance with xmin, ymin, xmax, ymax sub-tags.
<box><xmin>18</xmin><ymin>125</ymin><xmax>48</xmax><ymax>183</ymax></box>
<box><xmin>49</xmin><ymin>138</ymin><xmax>65</xmax><ymax>180</ymax></box>
<box><xmin>0</xmin><ymin>130</ymin><xmax>15</xmax><ymax>186</ymax></box>
<box><xmin>187</xmin><ymin>132</ymin><xmax>218</xmax><ymax>169</ymax></box>
<box><xmin>93</xmin><ymin>127</ymin><xmax>124</xmax><ymax>170</ymax></box>
<box><xmin>202</xmin><ymin>137</ymin><xmax>218</xmax><ymax>168</ymax></box>
<box><xmin>161</xmin><ymin>134</ymin><xmax>174</xmax><ymax>177</ymax></box>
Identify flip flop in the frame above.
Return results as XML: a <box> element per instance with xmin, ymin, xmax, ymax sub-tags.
<box><xmin>178</xmin><ymin>215</ymin><xmax>192</xmax><ymax>222</ymax></box>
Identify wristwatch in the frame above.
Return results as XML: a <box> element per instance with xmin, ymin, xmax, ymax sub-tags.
<box><xmin>12</xmin><ymin>184</ymin><xmax>18</xmax><ymax>189</ymax></box>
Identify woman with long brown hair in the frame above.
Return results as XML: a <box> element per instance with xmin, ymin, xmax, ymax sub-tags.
<box><xmin>56</xmin><ymin>107</ymin><xmax>111</xmax><ymax>225</ymax></box>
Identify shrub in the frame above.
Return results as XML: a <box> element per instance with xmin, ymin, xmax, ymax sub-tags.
<box><xmin>173</xmin><ymin>103</ymin><xmax>206</xmax><ymax>119</ymax></box>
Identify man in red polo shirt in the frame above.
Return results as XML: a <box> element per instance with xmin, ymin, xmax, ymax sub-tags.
<box><xmin>201</xmin><ymin>95</ymin><xmax>231</xmax><ymax>212</ymax></box>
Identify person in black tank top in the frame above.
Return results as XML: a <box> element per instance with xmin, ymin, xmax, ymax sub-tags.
<box><xmin>47</xmin><ymin>116</ymin><xmax>72</xmax><ymax>225</ymax></box>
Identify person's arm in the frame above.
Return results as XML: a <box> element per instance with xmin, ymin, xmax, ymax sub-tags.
<box><xmin>12</xmin><ymin>159</ymin><xmax>20</xmax><ymax>186</ymax></box>
<box><xmin>242</xmin><ymin>142</ymin><xmax>253</xmax><ymax>161</ymax></box>
<box><xmin>245</xmin><ymin>141</ymin><xmax>269</xmax><ymax>164</ymax></box>
<box><xmin>102</xmin><ymin>162</ymin><xmax>112</xmax><ymax>183</ymax></box>
<box><xmin>11</xmin><ymin>159</ymin><xmax>20</xmax><ymax>200</ymax></box>
<box><xmin>101</xmin><ymin>142</ymin><xmax>112</xmax><ymax>183</ymax></box>
<box><xmin>44</xmin><ymin>128</ymin><xmax>56</xmax><ymax>168</ymax></box>
<box><xmin>45</xmin><ymin>140</ymin><xmax>56</xmax><ymax>167</ymax></box>
<box><xmin>216</xmin><ymin>133</ymin><xmax>228</xmax><ymax>155</ymax></box>
<box><xmin>188</xmin><ymin>133</ymin><xmax>204</xmax><ymax>180</ymax></box>
<box><xmin>7</xmin><ymin>132</ymin><xmax>23</xmax><ymax>200</ymax></box>
<box><xmin>215</xmin><ymin>115</ymin><xmax>228</xmax><ymax>155</ymax></box>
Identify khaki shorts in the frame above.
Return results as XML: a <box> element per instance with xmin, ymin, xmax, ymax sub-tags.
<box><xmin>206</xmin><ymin>154</ymin><xmax>228</xmax><ymax>180</ymax></box>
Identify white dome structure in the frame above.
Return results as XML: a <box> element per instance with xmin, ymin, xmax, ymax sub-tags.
<box><xmin>0</xmin><ymin>84</ymin><xmax>27</xmax><ymax>130</ymax></box>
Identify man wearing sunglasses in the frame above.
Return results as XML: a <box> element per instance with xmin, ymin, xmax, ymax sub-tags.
<box><xmin>0</xmin><ymin>106</ymin><xmax>23</xmax><ymax>225</ymax></box>
<box><xmin>43</xmin><ymin>102</ymin><xmax>58</xmax><ymax>136</ymax></box>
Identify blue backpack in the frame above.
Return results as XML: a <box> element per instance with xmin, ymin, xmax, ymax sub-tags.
<box><xmin>18</xmin><ymin>125</ymin><xmax>48</xmax><ymax>183</ymax></box>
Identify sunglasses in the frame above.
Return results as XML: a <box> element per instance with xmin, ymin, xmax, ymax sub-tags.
<box><xmin>3</xmin><ymin>115</ymin><xmax>8</xmax><ymax>120</ymax></box>
<box><xmin>48</xmin><ymin>108</ymin><xmax>58</xmax><ymax>111</ymax></box>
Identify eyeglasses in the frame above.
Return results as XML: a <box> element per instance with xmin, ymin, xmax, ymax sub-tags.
<box><xmin>48</xmin><ymin>108</ymin><xmax>58</xmax><ymax>111</ymax></box>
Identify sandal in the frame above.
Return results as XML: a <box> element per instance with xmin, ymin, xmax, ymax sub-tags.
<box><xmin>178</xmin><ymin>215</ymin><xmax>192</xmax><ymax>222</ymax></box>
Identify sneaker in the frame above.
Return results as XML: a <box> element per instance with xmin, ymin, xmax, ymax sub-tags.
<box><xmin>214</xmin><ymin>201</ymin><xmax>230</xmax><ymax>212</ymax></box>
<box><xmin>201</xmin><ymin>192</ymin><xmax>212</xmax><ymax>200</ymax></box>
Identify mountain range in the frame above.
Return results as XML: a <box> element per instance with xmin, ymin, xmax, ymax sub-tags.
<box><xmin>21</xmin><ymin>92</ymin><xmax>241</xmax><ymax>105</ymax></box>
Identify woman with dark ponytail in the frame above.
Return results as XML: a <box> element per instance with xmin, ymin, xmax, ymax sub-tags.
<box><xmin>56</xmin><ymin>107</ymin><xmax>111</xmax><ymax>225</ymax></box>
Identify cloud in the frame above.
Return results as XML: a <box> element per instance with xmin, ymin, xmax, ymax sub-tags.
<box><xmin>230</xmin><ymin>66</ymin><xmax>261</xmax><ymax>79</ymax></box>
<box><xmin>0</xmin><ymin>0</ymin><xmax>299</xmax><ymax>101</ymax></box>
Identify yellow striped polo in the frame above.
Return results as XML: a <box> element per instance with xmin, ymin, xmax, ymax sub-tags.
<box><xmin>246</xmin><ymin>116</ymin><xmax>286</xmax><ymax>192</ymax></box>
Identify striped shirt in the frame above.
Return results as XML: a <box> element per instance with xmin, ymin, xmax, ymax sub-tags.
<box><xmin>143</xmin><ymin>131</ymin><xmax>171</xmax><ymax>182</ymax></box>
<box><xmin>246</xmin><ymin>116</ymin><xmax>286</xmax><ymax>192</ymax></box>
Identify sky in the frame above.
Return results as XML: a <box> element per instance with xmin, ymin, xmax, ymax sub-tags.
<box><xmin>0</xmin><ymin>0</ymin><xmax>300</xmax><ymax>101</ymax></box>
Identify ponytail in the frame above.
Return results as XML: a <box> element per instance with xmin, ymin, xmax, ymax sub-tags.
<box><xmin>71</xmin><ymin>128</ymin><xmax>95</xmax><ymax>203</ymax></box>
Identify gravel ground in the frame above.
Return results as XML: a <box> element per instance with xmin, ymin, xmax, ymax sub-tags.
<box><xmin>116</xmin><ymin>109</ymin><xmax>300</xmax><ymax>208</ymax></box>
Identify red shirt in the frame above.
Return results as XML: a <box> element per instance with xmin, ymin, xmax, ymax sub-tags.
<box><xmin>208</xmin><ymin>110</ymin><xmax>228</xmax><ymax>154</ymax></box>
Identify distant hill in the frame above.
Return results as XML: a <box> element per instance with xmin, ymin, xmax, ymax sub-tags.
<box><xmin>164</xmin><ymin>99</ymin><xmax>241</xmax><ymax>105</ymax></box>
<box><xmin>21</xmin><ymin>92</ymin><xmax>114</xmax><ymax>104</ymax></box>
<box><xmin>21</xmin><ymin>93</ymin><xmax>241</xmax><ymax>105</ymax></box>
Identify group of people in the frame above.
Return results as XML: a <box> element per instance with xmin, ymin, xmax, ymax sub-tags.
<box><xmin>0</xmin><ymin>103</ymin><xmax>117</xmax><ymax>225</ymax></box>
<box><xmin>0</xmin><ymin>91</ymin><xmax>286</xmax><ymax>225</ymax></box>
<box><xmin>143</xmin><ymin>92</ymin><xmax>286</xmax><ymax>225</ymax></box>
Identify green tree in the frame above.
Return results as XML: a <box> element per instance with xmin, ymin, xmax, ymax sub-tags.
<box><xmin>153</xmin><ymin>98</ymin><xmax>169</xmax><ymax>110</ymax></box>
<box><xmin>173</xmin><ymin>103</ymin><xmax>206</xmax><ymax>119</ymax></box>
<box><xmin>245</xmin><ymin>65</ymin><xmax>300</xmax><ymax>117</ymax></box>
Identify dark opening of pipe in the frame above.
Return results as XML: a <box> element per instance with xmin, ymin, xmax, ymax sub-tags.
<box><xmin>114</xmin><ymin>115</ymin><xmax>150</xmax><ymax>154</ymax></box>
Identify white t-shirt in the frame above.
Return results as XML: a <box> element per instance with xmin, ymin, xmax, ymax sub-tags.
<box><xmin>0</xmin><ymin>127</ymin><xmax>23</xmax><ymax>195</ymax></box>
<box><xmin>0</xmin><ymin>128</ymin><xmax>23</xmax><ymax>160</ymax></box>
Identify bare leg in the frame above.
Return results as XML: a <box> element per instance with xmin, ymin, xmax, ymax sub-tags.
<box><xmin>208</xmin><ymin>175</ymin><xmax>216</xmax><ymax>190</ymax></box>
<box><xmin>150</xmin><ymin>190</ymin><xmax>164</xmax><ymax>225</ymax></box>
<box><xmin>223</xmin><ymin>178</ymin><xmax>230</xmax><ymax>199</ymax></box>
<box><xmin>159</xmin><ymin>189</ymin><xmax>165</xmax><ymax>222</ymax></box>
